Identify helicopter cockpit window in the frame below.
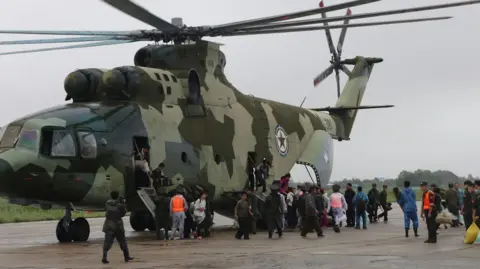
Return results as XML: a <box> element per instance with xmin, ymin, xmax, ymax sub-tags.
<box><xmin>16</xmin><ymin>129</ymin><xmax>38</xmax><ymax>152</ymax></box>
<box><xmin>77</xmin><ymin>131</ymin><xmax>97</xmax><ymax>159</ymax></box>
<box><xmin>0</xmin><ymin>125</ymin><xmax>22</xmax><ymax>149</ymax></box>
<box><xmin>50</xmin><ymin>130</ymin><xmax>76</xmax><ymax>157</ymax></box>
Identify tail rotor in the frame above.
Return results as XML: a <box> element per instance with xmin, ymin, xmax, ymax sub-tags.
<box><xmin>313</xmin><ymin>1</ymin><xmax>352</xmax><ymax>97</ymax></box>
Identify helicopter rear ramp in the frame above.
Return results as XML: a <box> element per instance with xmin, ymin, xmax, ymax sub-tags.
<box><xmin>297</xmin><ymin>130</ymin><xmax>334</xmax><ymax>187</ymax></box>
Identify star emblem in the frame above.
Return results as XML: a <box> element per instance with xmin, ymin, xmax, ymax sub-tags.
<box><xmin>274</xmin><ymin>125</ymin><xmax>289</xmax><ymax>156</ymax></box>
<box><xmin>278</xmin><ymin>132</ymin><xmax>286</xmax><ymax>149</ymax></box>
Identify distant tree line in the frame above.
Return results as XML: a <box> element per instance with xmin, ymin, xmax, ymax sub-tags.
<box><xmin>336</xmin><ymin>169</ymin><xmax>479</xmax><ymax>189</ymax></box>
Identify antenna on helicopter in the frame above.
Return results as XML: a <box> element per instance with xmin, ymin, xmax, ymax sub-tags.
<box><xmin>312</xmin><ymin>1</ymin><xmax>353</xmax><ymax>98</ymax></box>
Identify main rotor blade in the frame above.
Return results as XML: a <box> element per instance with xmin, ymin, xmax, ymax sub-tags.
<box><xmin>208</xmin><ymin>0</ymin><xmax>380</xmax><ymax>33</ymax></box>
<box><xmin>224</xmin><ymin>17</ymin><xmax>452</xmax><ymax>37</ymax></box>
<box><xmin>337</xmin><ymin>9</ymin><xmax>352</xmax><ymax>59</ymax></box>
<box><xmin>101</xmin><ymin>0</ymin><xmax>179</xmax><ymax>31</ymax></box>
<box><xmin>0</xmin><ymin>39</ymin><xmax>135</xmax><ymax>56</ymax></box>
<box><xmin>0</xmin><ymin>30</ymin><xmax>133</xmax><ymax>36</ymax></box>
<box><xmin>319</xmin><ymin>1</ymin><xmax>338</xmax><ymax>60</ymax></box>
<box><xmin>0</xmin><ymin>36</ymin><xmax>132</xmax><ymax>45</ymax></box>
<box><xmin>238</xmin><ymin>0</ymin><xmax>480</xmax><ymax>31</ymax></box>
<box><xmin>313</xmin><ymin>64</ymin><xmax>334</xmax><ymax>87</ymax></box>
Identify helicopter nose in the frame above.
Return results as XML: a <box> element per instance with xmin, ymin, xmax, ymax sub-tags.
<box><xmin>0</xmin><ymin>158</ymin><xmax>14</xmax><ymax>194</ymax></box>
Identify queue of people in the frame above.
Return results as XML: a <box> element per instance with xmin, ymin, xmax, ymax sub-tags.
<box><xmin>233</xmin><ymin>179</ymin><xmax>395</xmax><ymax>240</ymax></box>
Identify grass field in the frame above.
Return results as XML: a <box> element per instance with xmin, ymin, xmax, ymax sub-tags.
<box><xmin>0</xmin><ymin>198</ymin><xmax>104</xmax><ymax>224</ymax></box>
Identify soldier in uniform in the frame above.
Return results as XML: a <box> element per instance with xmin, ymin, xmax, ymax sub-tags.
<box><xmin>378</xmin><ymin>184</ymin><xmax>389</xmax><ymax>222</ymax></box>
<box><xmin>154</xmin><ymin>188</ymin><xmax>170</xmax><ymax>240</ymax></box>
<box><xmin>102</xmin><ymin>191</ymin><xmax>134</xmax><ymax>264</ymax></box>
<box><xmin>367</xmin><ymin>183</ymin><xmax>379</xmax><ymax>223</ymax></box>
<box><xmin>256</xmin><ymin>158</ymin><xmax>271</xmax><ymax>193</ymax></box>
<box><xmin>300</xmin><ymin>185</ymin><xmax>323</xmax><ymax>237</ymax></box>
<box><xmin>264</xmin><ymin>183</ymin><xmax>284</xmax><ymax>238</ymax></box>
<box><xmin>152</xmin><ymin>162</ymin><xmax>171</xmax><ymax>189</ymax></box>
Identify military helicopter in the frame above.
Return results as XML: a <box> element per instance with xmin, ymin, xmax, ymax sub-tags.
<box><xmin>0</xmin><ymin>0</ymin><xmax>478</xmax><ymax>243</ymax></box>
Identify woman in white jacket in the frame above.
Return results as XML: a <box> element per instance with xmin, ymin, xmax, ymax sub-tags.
<box><xmin>193</xmin><ymin>192</ymin><xmax>208</xmax><ymax>239</ymax></box>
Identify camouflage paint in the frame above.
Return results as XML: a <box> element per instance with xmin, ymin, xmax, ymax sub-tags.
<box><xmin>0</xmin><ymin>41</ymin><xmax>375</xmax><ymax>216</ymax></box>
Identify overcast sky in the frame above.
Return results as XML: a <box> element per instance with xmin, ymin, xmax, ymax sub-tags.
<box><xmin>0</xmin><ymin>0</ymin><xmax>478</xmax><ymax>183</ymax></box>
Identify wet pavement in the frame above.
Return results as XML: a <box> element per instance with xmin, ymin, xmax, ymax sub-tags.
<box><xmin>0</xmin><ymin>203</ymin><xmax>477</xmax><ymax>268</ymax></box>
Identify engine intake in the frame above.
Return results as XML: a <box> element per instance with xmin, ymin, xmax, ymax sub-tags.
<box><xmin>102</xmin><ymin>66</ymin><xmax>143</xmax><ymax>100</ymax></box>
<box><xmin>64</xmin><ymin>69</ymin><xmax>104</xmax><ymax>102</ymax></box>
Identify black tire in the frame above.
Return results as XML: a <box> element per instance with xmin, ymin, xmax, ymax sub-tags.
<box><xmin>56</xmin><ymin>217</ymin><xmax>72</xmax><ymax>243</ymax></box>
<box><xmin>72</xmin><ymin>217</ymin><xmax>90</xmax><ymax>242</ymax></box>
<box><xmin>130</xmin><ymin>211</ymin><xmax>147</xmax><ymax>231</ymax></box>
<box><xmin>146</xmin><ymin>213</ymin><xmax>156</xmax><ymax>231</ymax></box>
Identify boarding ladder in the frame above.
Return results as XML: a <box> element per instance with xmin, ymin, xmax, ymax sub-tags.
<box><xmin>137</xmin><ymin>187</ymin><xmax>157</xmax><ymax>218</ymax></box>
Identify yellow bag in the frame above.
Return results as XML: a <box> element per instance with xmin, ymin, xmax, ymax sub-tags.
<box><xmin>464</xmin><ymin>221</ymin><xmax>479</xmax><ymax>244</ymax></box>
<box><xmin>474</xmin><ymin>231</ymin><xmax>480</xmax><ymax>245</ymax></box>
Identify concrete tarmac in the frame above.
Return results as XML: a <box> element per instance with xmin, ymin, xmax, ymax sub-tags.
<box><xmin>0</xmin><ymin>203</ymin><xmax>477</xmax><ymax>269</ymax></box>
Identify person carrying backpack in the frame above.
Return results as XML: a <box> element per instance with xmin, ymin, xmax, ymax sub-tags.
<box><xmin>354</xmin><ymin>186</ymin><xmax>369</xmax><ymax>229</ymax></box>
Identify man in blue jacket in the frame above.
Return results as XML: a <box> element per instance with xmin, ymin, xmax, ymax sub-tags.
<box><xmin>398</xmin><ymin>180</ymin><xmax>419</xmax><ymax>238</ymax></box>
<box><xmin>353</xmin><ymin>186</ymin><xmax>369</xmax><ymax>229</ymax></box>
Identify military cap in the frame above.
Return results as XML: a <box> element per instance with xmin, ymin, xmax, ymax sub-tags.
<box><xmin>269</xmin><ymin>183</ymin><xmax>280</xmax><ymax>191</ymax></box>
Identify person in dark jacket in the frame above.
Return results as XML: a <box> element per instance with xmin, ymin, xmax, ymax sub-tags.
<box><xmin>154</xmin><ymin>189</ymin><xmax>170</xmax><ymax>240</ymax></box>
<box><xmin>300</xmin><ymin>186</ymin><xmax>323</xmax><ymax>237</ymax></box>
<box><xmin>445</xmin><ymin>183</ymin><xmax>460</xmax><ymax>227</ymax></box>
<box><xmin>264</xmin><ymin>183</ymin><xmax>283</xmax><ymax>238</ymax></box>
<box><xmin>344</xmin><ymin>183</ymin><xmax>356</xmax><ymax>227</ymax></box>
<box><xmin>314</xmin><ymin>186</ymin><xmax>325</xmax><ymax>228</ymax></box>
<box><xmin>367</xmin><ymin>183</ymin><xmax>379</xmax><ymax>223</ymax></box>
<box><xmin>462</xmin><ymin>180</ymin><xmax>474</xmax><ymax>230</ymax></box>
<box><xmin>102</xmin><ymin>191</ymin><xmax>134</xmax><ymax>264</ymax></box>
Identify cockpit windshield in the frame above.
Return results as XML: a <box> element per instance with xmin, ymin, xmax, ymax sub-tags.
<box><xmin>0</xmin><ymin>125</ymin><xmax>22</xmax><ymax>148</ymax></box>
<box><xmin>16</xmin><ymin>129</ymin><xmax>38</xmax><ymax>151</ymax></box>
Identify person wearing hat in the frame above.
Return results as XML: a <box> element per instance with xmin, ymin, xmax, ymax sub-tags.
<box><xmin>421</xmin><ymin>181</ymin><xmax>438</xmax><ymax>243</ymax></box>
<box><xmin>154</xmin><ymin>188</ymin><xmax>171</xmax><ymax>240</ymax></box>
<box><xmin>378</xmin><ymin>184</ymin><xmax>389</xmax><ymax>222</ymax></box>
<box><xmin>264</xmin><ymin>182</ymin><xmax>284</xmax><ymax>238</ymax></box>
<box><xmin>367</xmin><ymin>183</ymin><xmax>380</xmax><ymax>223</ymax></box>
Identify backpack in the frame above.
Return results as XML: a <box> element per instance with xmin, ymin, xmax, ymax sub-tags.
<box><xmin>357</xmin><ymin>195</ymin><xmax>366</xmax><ymax>213</ymax></box>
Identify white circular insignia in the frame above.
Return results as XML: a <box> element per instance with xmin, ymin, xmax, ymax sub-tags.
<box><xmin>275</xmin><ymin>125</ymin><xmax>289</xmax><ymax>156</ymax></box>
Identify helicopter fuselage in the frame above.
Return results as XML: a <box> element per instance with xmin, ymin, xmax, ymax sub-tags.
<box><xmin>0</xmin><ymin>93</ymin><xmax>335</xmax><ymax>214</ymax></box>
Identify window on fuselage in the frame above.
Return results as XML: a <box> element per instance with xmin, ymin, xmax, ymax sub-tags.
<box><xmin>77</xmin><ymin>131</ymin><xmax>97</xmax><ymax>159</ymax></box>
<box><xmin>0</xmin><ymin>125</ymin><xmax>22</xmax><ymax>148</ymax></box>
<box><xmin>16</xmin><ymin>129</ymin><xmax>38</xmax><ymax>152</ymax></box>
<box><xmin>41</xmin><ymin>129</ymin><xmax>76</xmax><ymax>157</ymax></box>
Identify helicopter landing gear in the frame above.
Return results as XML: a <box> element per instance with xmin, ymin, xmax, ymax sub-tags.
<box><xmin>56</xmin><ymin>204</ymin><xmax>90</xmax><ymax>243</ymax></box>
<box><xmin>130</xmin><ymin>211</ymin><xmax>156</xmax><ymax>232</ymax></box>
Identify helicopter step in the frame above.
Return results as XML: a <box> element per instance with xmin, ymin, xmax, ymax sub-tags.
<box><xmin>136</xmin><ymin>187</ymin><xmax>158</xmax><ymax>219</ymax></box>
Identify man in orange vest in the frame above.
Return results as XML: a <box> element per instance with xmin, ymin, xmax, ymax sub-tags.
<box><xmin>421</xmin><ymin>182</ymin><xmax>438</xmax><ymax>243</ymax></box>
<box><xmin>169</xmin><ymin>188</ymin><xmax>188</xmax><ymax>240</ymax></box>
